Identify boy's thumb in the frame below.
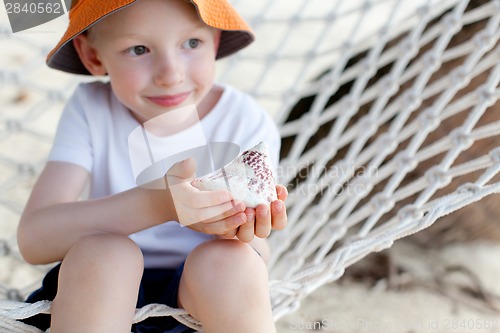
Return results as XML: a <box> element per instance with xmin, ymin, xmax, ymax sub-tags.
<box><xmin>167</xmin><ymin>157</ymin><xmax>197</xmax><ymax>180</ymax></box>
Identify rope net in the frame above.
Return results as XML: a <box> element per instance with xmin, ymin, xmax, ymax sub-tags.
<box><xmin>1</xmin><ymin>0</ymin><xmax>499</xmax><ymax>331</ymax></box>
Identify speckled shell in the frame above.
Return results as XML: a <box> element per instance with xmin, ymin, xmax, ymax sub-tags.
<box><xmin>191</xmin><ymin>142</ymin><xmax>277</xmax><ymax>207</ymax></box>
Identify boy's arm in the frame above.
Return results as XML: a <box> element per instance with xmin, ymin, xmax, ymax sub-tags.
<box><xmin>18</xmin><ymin>161</ymin><xmax>242</xmax><ymax>265</ymax></box>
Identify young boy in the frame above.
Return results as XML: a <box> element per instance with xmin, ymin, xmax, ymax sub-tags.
<box><xmin>17</xmin><ymin>0</ymin><xmax>287</xmax><ymax>332</ymax></box>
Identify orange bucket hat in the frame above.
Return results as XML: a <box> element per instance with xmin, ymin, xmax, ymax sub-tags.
<box><xmin>46</xmin><ymin>0</ymin><xmax>254</xmax><ymax>75</ymax></box>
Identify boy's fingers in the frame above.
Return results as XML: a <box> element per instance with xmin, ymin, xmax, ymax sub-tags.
<box><xmin>166</xmin><ymin>158</ymin><xmax>196</xmax><ymax>183</ymax></box>
<box><xmin>221</xmin><ymin>229</ymin><xmax>238</xmax><ymax>239</ymax></box>
<box><xmin>236</xmin><ymin>210</ymin><xmax>255</xmax><ymax>243</ymax></box>
<box><xmin>203</xmin><ymin>201</ymin><xmax>246</xmax><ymax>223</ymax></box>
<box><xmin>276</xmin><ymin>185</ymin><xmax>288</xmax><ymax>201</ymax></box>
<box><xmin>180</xmin><ymin>201</ymin><xmax>245</xmax><ymax>226</ymax></box>
<box><xmin>191</xmin><ymin>212</ymin><xmax>247</xmax><ymax>234</ymax></box>
<box><xmin>254</xmin><ymin>204</ymin><xmax>271</xmax><ymax>238</ymax></box>
<box><xmin>271</xmin><ymin>200</ymin><xmax>287</xmax><ymax>230</ymax></box>
<box><xmin>189</xmin><ymin>190</ymin><xmax>234</xmax><ymax>208</ymax></box>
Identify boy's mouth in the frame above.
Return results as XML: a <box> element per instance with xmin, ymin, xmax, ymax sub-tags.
<box><xmin>147</xmin><ymin>92</ymin><xmax>190</xmax><ymax>107</ymax></box>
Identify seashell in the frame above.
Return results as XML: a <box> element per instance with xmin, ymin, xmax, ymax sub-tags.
<box><xmin>191</xmin><ymin>142</ymin><xmax>277</xmax><ymax>207</ymax></box>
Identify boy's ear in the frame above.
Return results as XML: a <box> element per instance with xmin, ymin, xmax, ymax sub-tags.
<box><xmin>73</xmin><ymin>34</ymin><xmax>107</xmax><ymax>76</ymax></box>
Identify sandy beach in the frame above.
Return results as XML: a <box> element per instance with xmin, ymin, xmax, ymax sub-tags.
<box><xmin>276</xmin><ymin>240</ymin><xmax>500</xmax><ymax>333</ymax></box>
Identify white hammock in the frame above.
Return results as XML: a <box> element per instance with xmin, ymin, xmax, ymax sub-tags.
<box><xmin>1</xmin><ymin>0</ymin><xmax>499</xmax><ymax>331</ymax></box>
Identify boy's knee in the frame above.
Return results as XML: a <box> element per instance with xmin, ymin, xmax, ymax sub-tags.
<box><xmin>186</xmin><ymin>239</ymin><xmax>268</xmax><ymax>283</ymax></box>
<box><xmin>54</xmin><ymin>235</ymin><xmax>143</xmax><ymax>319</ymax></box>
<box><xmin>65</xmin><ymin>234</ymin><xmax>143</xmax><ymax>271</ymax></box>
<box><xmin>180</xmin><ymin>239</ymin><xmax>271</xmax><ymax>318</ymax></box>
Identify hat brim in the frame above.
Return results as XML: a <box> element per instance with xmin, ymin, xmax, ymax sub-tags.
<box><xmin>46</xmin><ymin>0</ymin><xmax>254</xmax><ymax>75</ymax></box>
<box><xmin>191</xmin><ymin>0</ymin><xmax>254</xmax><ymax>58</ymax></box>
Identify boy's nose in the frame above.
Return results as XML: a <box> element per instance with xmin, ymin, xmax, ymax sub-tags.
<box><xmin>154</xmin><ymin>52</ymin><xmax>184</xmax><ymax>87</ymax></box>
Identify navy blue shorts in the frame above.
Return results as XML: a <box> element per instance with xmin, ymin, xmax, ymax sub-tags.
<box><xmin>21</xmin><ymin>262</ymin><xmax>195</xmax><ymax>333</ymax></box>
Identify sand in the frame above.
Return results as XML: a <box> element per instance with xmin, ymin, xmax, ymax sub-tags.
<box><xmin>276</xmin><ymin>240</ymin><xmax>500</xmax><ymax>333</ymax></box>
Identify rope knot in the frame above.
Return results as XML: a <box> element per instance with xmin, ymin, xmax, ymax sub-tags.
<box><xmin>451</xmin><ymin>66</ymin><xmax>470</xmax><ymax>86</ymax></box>
<box><xmin>285</xmin><ymin>251</ymin><xmax>305</xmax><ymax>270</ymax></box>
<box><xmin>341</xmin><ymin>41</ymin><xmax>353</xmax><ymax>52</ymax></box>
<box><xmin>358</xmin><ymin>116</ymin><xmax>378</xmax><ymax>136</ymax></box>
<box><xmin>0</xmin><ymin>239</ymin><xmax>10</xmax><ymax>256</ymax></box>
<box><xmin>310</xmin><ymin>207</ymin><xmax>328</xmax><ymax>223</ymax></box>
<box><xmin>380</xmin><ymin>76</ymin><xmax>399</xmax><ymax>96</ymax></box>
<box><xmin>378</xmin><ymin>133</ymin><xmax>398</xmax><ymax>152</ymax></box>
<box><xmin>416</xmin><ymin>4</ymin><xmax>430</xmax><ymax>17</ymax></box>
<box><xmin>342</xmin><ymin>97</ymin><xmax>359</xmax><ymax>116</ymax></box>
<box><xmin>320</xmin><ymin>75</ymin><xmax>335</xmax><ymax>90</ymax></box>
<box><xmin>282</xmin><ymin>88</ymin><xmax>297</xmax><ymax>103</ymax></box>
<box><xmin>477</xmin><ymin>86</ymin><xmax>496</xmax><ymax>107</ymax></box>
<box><xmin>457</xmin><ymin>182</ymin><xmax>481</xmax><ymax>195</ymax></box>
<box><xmin>403</xmin><ymin>91</ymin><xmax>422</xmax><ymax>110</ymax></box>
<box><xmin>425</xmin><ymin>166</ymin><xmax>451</xmax><ymax>187</ymax></box>
<box><xmin>0</xmin><ymin>24</ymin><xmax>13</xmax><ymax>35</ymax></box>
<box><xmin>350</xmin><ymin>175</ymin><xmax>374</xmax><ymax>196</ymax></box>
<box><xmin>398</xmin><ymin>37</ymin><xmax>417</xmax><ymax>56</ymax></box>
<box><xmin>300</xmin><ymin>114</ymin><xmax>319</xmax><ymax>134</ymax></box>
<box><xmin>442</xmin><ymin>12</ymin><xmax>462</xmax><ymax>32</ymax></box>
<box><xmin>7</xmin><ymin>289</ymin><xmax>23</xmax><ymax>302</ymax></box>
<box><xmin>397</xmin><ymin>204</ymin><xmax>423</xmax><ymax>221</ymax></box>
<box><xmin>370</xmin><ymin>193</ymin><xmax>395</xmax><ymax>213</ymax></box>
<box><xmin>449</xmin><ymin>128</ymin><xmax>473</xmax><ymax>150</ymax></box>
<box><xmin>378</xmin><ymin>25</ymin><xmax>390</xmax><ymax>38</ymax></box>
<box><xmin>306</xmin><ymin>50</ymin><xmax>317</xmax><ymax>62</ymax></box>
<box><xmin>362</xmin><ymin>58</ymin><xmax>377</xmax><ymax>77</ymax></box>
<box><xmin>329</xmin><ymin>268</ymin><xmax>346</xmax><ymax>281</ymax></box>
<box><xmin>395</xmin><ymin>151</ymin><xmax>418</xmax><ymax>172</ymax></box>
<box><xmin>17</xmin><ymin>163</ymin><xmax>36</xmax><ymax>176</ymax></box>
<box><xmin>374</xmin><ymin>239</ymin><xmax>394</xmax><ymax>252</ymax></box>
<box><xmin>418</xmin><ymin>109</ymin><xmax>440</xmax><ymax>131</ymax></box>
<box><xmin>474</xmin><ymin>31</ymin><xmax>495</xmax><ymax>49</ymax></box>
<box><xmin>289</xmin><ymin>15</ymin><xmax>300</xmax><ymax>27</ymax></box>
<box><xmin>0</xmin><ymin>71</ymin><xmax>19</xmax><ymax>85</ymax></box>
<box><xmin>333</xmin><ymin>160</ymin><xmax>351</xmax><ymax>179</ymax></box>
<box><xmin>327</xmin><ymin>11</ymin><xmax>337</xmax><ymax>21</ymax></box>
<box><xmin>423</xmin><ymin>52</ymin><xmax>441</xmax><ymax>71</ymax></box>
<box><xmin>6</xmin><ymin>119</ymin><xmax>22</xmax><ymax>133</ymax></box>
<box><xmin>488</xmin><ymin>147</ymin><xmax>500</xmax><ymax>164</ymax></box>
<box><xmin>48</xmin><ymin>89</ymin><xmax>66</xmax><ymax>102</ymax></box>
<box><xmin>326</xmin><ymin>224</ymin><xmax>347</xmax><ymax>239</ymax></box>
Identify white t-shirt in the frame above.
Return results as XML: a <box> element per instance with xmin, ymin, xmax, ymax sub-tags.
<box><xmin>49</xmin><ymin>81</ymin><xmax>281</xmax><ymax>268</ymax></box>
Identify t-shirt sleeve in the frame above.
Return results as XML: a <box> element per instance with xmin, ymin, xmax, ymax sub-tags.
<box><xmin>48</xmin><ymin>85</ymin><xmax>93</xmax><ymax>172</ymax></box>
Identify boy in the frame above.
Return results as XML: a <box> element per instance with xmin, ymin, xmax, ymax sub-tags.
<box><xmin>17</xmin><ymin>0</ymin><xmax>287</xmax><ymax>332</ymax></box>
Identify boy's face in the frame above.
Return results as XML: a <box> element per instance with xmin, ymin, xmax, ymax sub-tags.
<box><xmin>74</xmin><ymin>0</ymin><xmax>220</xmax><ymax>123</ymax></box>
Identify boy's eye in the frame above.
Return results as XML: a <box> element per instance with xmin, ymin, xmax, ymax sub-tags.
<box><xmin>183</xmin><ymin>39</ymin><xmax>200</xmax><ymax>49</ymax></box>
<box><xmin>125</xmin><ymin>45</ymin><xmax>149</xmax><ymax>56</ymax></box>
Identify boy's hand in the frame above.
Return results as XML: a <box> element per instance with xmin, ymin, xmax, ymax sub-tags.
<box><xmin>222</xmin><ymin>185</ymin><xmax>288</xmax><ymax>243</ymax></box>
<box><xmin>166</xmin><ymin>158</ymin><xmax>247</xmax><ymax>235</ymax></box>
